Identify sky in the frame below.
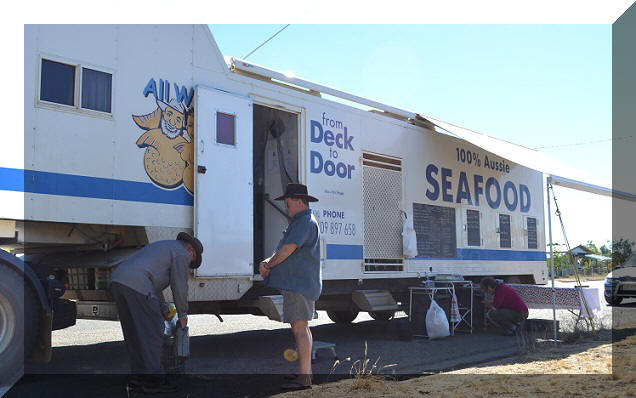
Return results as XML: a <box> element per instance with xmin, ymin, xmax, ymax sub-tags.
<box><xmin>209</xmin><ymin>24</ymin><xmax>616</xmax><ymax>250</ymax></box>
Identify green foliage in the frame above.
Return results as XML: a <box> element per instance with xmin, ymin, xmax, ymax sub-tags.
<box><xmin>612</xmin><ymin>238</ymin><xmax>635</xmax><ymax>267</ymax></box>
<box><xmin>547</xmin><ymin>252</ymin><xmax>573</xmax><ymax>272</ymax></box>
<box><xmin>599</xmin><ymin>245</ymin><xmax>611</xmax><ymax>256</ymax></box>
<box><xmin>585</xmin><ymin>241</ymin><xmax>600</xmax><ymax>255</ymax></box>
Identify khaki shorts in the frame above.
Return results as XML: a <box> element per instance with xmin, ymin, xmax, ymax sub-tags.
<box><xmin>282</xmin><ymin>290</ymin><xmax>315</xmax><ymax>323</ymax></box>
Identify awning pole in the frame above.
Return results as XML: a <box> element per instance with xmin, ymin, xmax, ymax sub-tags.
<box><xmin>547</xmin><ymin>177</ymin><xmax>557</xmax><ymax>345</ymax></box>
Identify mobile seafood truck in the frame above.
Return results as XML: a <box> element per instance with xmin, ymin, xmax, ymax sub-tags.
<box><xmin>0</xmin><ymin>24</ymin><xmax>546</xmax><ymax>379</ymax></box>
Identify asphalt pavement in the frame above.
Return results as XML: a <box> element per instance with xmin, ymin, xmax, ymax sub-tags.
<box><xmin>10</xmin><ymin>310</ymin><xmax>521</xmax><ymax>397</ymax></box>
<box><xmin>3</xmin><ymin>280</ymin><xmax>635</xmax><ymax>398</ymax></box>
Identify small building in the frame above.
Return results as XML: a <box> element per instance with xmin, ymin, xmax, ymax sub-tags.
<box><xmin>569</xmin><ymin>245</ymin><xmax>594</xmax><ymax>258</ymax></box>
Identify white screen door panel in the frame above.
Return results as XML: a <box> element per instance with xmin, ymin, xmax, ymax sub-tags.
<box><xmin>195</xmin><ymin>86</ymin><xmax>253</xmax><ymax>277</ymax></box>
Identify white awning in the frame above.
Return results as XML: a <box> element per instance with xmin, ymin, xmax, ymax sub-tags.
<box><xmin>548</xmin><ymin>174</ymin><xmax>636</xmax><ymax>202</ymax></box>
<box><xmin>584</xmin><ymin>254</ymin><xmax>612</xmax><ymax>262</ymax></box>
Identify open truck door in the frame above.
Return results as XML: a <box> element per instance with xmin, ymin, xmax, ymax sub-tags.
<box><xmin>195</xmin><ymin>86</ymin><xmax>253</xmax><ymax>277</ymax></box>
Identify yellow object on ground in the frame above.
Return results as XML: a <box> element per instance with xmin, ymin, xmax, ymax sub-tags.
<box><xmin>283</xmin><ymin>349</ymin><xmax>298</xmax><ymax>362</ymax></box>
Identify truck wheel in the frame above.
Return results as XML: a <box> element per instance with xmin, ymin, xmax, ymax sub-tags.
<box><xmin>0</xmin><ymin>264</ymin><xmax>40</xmax><ymax>386</ymax></box>
<box><xmin>369</xmin><ymin>311</ymin><xmax>395</xmax><ymax>322</ymax></box>
<box><xmin>604</xmin><ymin>295</ymin><xmax>623</xmax><ymax>306</ymax></box>
<box><xmin>326</xmin><ymin>310</ymin><xmax>359</xmax><ymax>324</ymax></box>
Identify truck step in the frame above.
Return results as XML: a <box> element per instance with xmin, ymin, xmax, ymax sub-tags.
<box><xmin>257</xmin><ymin>295</ymin><xmax>284</xmax><ymax>322</ymax></box>
<box><xmin>352</xmin><ymin>290</ymin><xmax>400</xmax><ymax>312</ymax></box>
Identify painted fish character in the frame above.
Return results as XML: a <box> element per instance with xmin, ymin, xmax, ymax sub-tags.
<box><xmin>133</xmin><ymin>99</ymin><xmax>189</xmax><ymax>190</ymax></box>
<box><xmin>174</xmin><ymin>110</ymin><xmax>195</xmax><ymax>194</ymax></box>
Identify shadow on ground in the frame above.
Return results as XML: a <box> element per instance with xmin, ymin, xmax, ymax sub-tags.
<box><xmin>11</xmin><ymin>318</ymin><xmax>627</xmax><ymax>397</ymax></box>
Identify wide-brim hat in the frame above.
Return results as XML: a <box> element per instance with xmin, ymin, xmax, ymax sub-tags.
<box><xmin>177</xmin><ymin>232</ymin><xmax>204</xmax><ymax>269</ymax></box>
<box><xmin>274</xmin><ymin>183</ymin><xmax>319</xmax><ymax>202</ymax></box>
<box><xmin>157</xmin><ymin>98</ymin><xmax>186</xmax><ymax>115</ymax></box>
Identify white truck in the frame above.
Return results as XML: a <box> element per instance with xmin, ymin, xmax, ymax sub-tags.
<box><xmin>0</xmin><ymin>24</ymin><xmax>546</xmax><ymax>381</ymax></box>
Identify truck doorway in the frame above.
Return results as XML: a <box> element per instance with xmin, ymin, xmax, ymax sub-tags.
<box><xmin>253</xmin><ymin>104</ymin><xmax>299</xmax><ymax>273</ymax></box>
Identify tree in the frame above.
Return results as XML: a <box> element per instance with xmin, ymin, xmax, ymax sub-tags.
<box><xmin>612</xmin><ymin>238</ymin><xmax>635</xmax><ymax>267</ymax></box>
<box><xmin>600</xmin><ymin>244</ymin><xmax>611</xmax><ymax>256</ymax></box>
<box><xmin>585</xmin><ymin>241</ymin><xmax>600</xmax><ymax>255</ymax></box>
<box><xmin>547</xmin><ymin>252</ymin><xmax>573</xmax><ymax>274</ymax></box>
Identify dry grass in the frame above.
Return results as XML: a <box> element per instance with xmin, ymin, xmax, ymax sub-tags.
<box><xmin>555</xmin><ymin>275</ymin><xmax>606</xmax><ymax>282</ymax></box>
<box><xmin>329</xmin><ymin>341</ymin><xmax>397</xmax><ymax>391</ymax></box>
<box><xmin>273</xmin><ymin>324</ymin><xmax>635</xmax><ymax>398</ymax></box>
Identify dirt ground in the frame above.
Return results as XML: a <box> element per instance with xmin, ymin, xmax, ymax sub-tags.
<box><xmin>274</xmin><ymin>323</ymin><xmax>635</xmax><ymax>398</ymax></box>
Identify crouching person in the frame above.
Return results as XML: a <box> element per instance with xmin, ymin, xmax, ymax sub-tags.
<box><xmin>110</xmin><ymin>232</ymin><xmax>203</xmax><ymax>393</ymax></box>
<box><xmin>480</xmin><ymin>277</ymin><xmax>528</xmax><ymax>336</ymax></box>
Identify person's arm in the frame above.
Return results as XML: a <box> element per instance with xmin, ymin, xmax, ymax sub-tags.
<box><xmin>259</xmin><ymin>217</ymin><xmax>312</xmax><ymax>277</ymax></box>
<box><xmin>170</xmin><ymin>253</ymin><xmax>190</xmax><ymax>327</ymax></box>
<box><xmin>492</xmin><ymin>285</ymin><xmax>506</xmax><ymax>309</ymax></box>
<box><xmin>260</xmin><ymin>244</ymin><xmax>297</xmax><ymax>274</ymax></box>
<box><xmin>266</xmin><ymin>243</ymin><xmax>298</xmax><ymax>268</ymax></box>
<box><xmin>158</xmin><ymin>291</ymin><xmax>171</xmax><ymax>320</ymax></box>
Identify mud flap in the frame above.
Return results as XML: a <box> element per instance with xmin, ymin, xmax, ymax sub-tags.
<box><xmin>30</xmin><ymin>313</ymin><xmax>52</xmax><ymax>363</ymax></box>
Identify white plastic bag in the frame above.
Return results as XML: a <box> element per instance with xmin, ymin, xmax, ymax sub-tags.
<box><xmin>425</xmin><ymin>299</ymin><xmax>450</xmax><ymax>339</ymax></box>
<box><xmin>402</xmin><ymin>212</ymin><xmax>418</xmax><ymax>258</ymax></box>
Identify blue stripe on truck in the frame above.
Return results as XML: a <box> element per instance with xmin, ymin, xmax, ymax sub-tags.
<box><xmin>456</xmin><ymin>248</ymin><xmax>546</xmax><ymax>261</ymax></box>
<box><xmin>414</xmin><ymin>248</ymin><xmax>546</xmax><ymax>261</ymax></box>
<box><xmin>325</xmin><ymin>244</ymin><xmax>545</xmax><ymax>261</ymax></box>
<box><xmin>0</xmin><ymin>167</ymin><xmax>193</xmax><ymax>206</ymax></box>
<box><xmin>327</xmin><ymin>244</ymin><xmax>364</xmax><ymax>260</ymax></box>
<box><xmin>1</xmin><ymin>167</ymin><xmax>546</xmax><ymax>262</ymax></box>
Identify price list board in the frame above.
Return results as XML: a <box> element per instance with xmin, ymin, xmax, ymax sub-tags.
<box><xmin>466</xmin><ymin>209</ymin><xmax>481</xmax><ymax>247</ymax></box>
<box><xmin>527</xmin><ymin>217</ymin><xmax>538</xmax><ymax>249</ymax></box>
<box><xmin>499</xmin><ymin>214</ymin><xmax>511</xmax><ymax>248</ymax></box>
<box><xmin>413</xmin><ymin>203</ymin><xmax>457</xmax><ymax>258</ymax></box>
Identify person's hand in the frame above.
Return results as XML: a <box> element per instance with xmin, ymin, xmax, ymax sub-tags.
<box><xmin>259</xmin><ymin>262</ymin><xmax>270</xmax><ymax>278</ymax></box>
<box><xmin>179</xmin><ymin>317</ymin><xmax>187</xmax><ymax>329</ymax></box>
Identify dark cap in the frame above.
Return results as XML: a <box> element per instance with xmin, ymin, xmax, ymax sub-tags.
<box><xmin>177</xmin><ymin>232</ymin><xmax>204</xmax><ymax>269</ymax></box>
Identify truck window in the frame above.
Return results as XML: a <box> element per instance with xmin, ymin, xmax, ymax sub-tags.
<box><xmin>466</xmin><ymin>209</ymin><xmax>480</xmax><ymax>247</ymax></box>
<box><xmin>216</xmin><ymin>112</ymin><xmax>236</xmax><ymax>146</ymax></box>
<box><xmin>499</xmin><ymin>214</ymin><xmax>511</xmax><ymax>248</ymax></box>
<box><xmin>81</xmin><ymin>67</ymin><xmax>112</xmax><ymax>113</ymax></box>
<box><xmin>40</xmin><ymin>59</ymin><xmax>75</xmax><ymax>106</ymax></box>
<box><xmin>413</xmin><ymin>203</ymin><xmax>457</xmax><ymax>258</ymax></box>
<box><xmin>40</xmin><ymin>58</ymin><xmax>113</xmax><ymax>114</ymax></box>
<box><xmin>527</xmin><ymin>217</ymin><xmax>538</xmax><ymax>249</ymax></box>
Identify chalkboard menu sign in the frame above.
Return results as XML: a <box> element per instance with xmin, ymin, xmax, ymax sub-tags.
<box><xmin>413</xmin><ymin>203</ymin><xmax>456</xmax><ymax>258</ymax></box>
<box><xmin>466</xmin><ymin>209</ymin><xmax>481</xmax><ymax>247</ymax></box>
<box><xmin>527</xmin><ymin>217</ymin><xmax>538</xmax><ymax>249</ymax></box>
<box><xmin>499</xmin><ymin>214</ymin><xmax>511</xmax><ymax>248</ymax></box>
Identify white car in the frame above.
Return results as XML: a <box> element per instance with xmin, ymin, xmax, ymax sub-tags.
<box><xmin>604</xmin><ymin>254</ymin><xmax>636</xmax><ymax>305</ymax></box>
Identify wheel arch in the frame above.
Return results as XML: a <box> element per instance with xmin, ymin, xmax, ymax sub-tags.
<box><xmin>0</xmin><ymin>250</ymin><xmax>51</xmax><ymax>316</ymax></box>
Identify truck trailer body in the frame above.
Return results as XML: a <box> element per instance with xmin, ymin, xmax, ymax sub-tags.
<box><xmin>0</xmin><ymin>24</ymin><xmax>547</xmax><ymax>379</ymax></box>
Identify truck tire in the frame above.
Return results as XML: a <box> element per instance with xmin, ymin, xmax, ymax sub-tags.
<box><xmin>369</xmin><ymin>311</ymin><xmax>395</xmax><ymax>322</ymax></box>
<box><xmin>326</xmin><ymin>310</ymin><xmax>359</xmax><ymax>324</ymax></box>
<box><xmin>604</xmin><ymin>295</ymin><xmax>623</xmax><ymax>306</ymax></box>
<box><xmin>0</xmin><ymin>264</ymin><xmax>40</xmax><ymax>386</ymax></box>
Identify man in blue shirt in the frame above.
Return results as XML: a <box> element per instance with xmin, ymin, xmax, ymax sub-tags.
<box><xmin>259</xmin><ymin>183</ymin><xmax>321</xmax><ymax>390</ymax></box>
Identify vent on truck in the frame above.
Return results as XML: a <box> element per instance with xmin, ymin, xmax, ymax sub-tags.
<box><xmin>363</xmin><ymin>258</ymin><xmax>404</xmax><ymax>272</ymax></box>
<box><xmin>362</xmin><ymin>152</ymin><xmax>403</xmax><ymax>272</ymax></box>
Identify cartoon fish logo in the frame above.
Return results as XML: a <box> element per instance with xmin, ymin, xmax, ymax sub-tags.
<box><xmin>133</xmin><ymin>98</ymin><xmax>194</xmax><ymax>194</ymax></box>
